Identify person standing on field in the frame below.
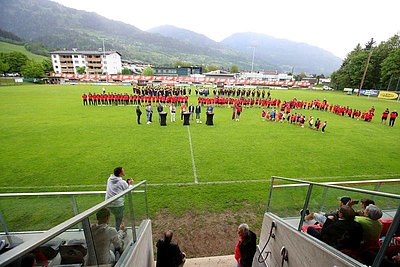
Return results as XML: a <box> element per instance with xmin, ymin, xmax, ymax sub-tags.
<box><xmin>188</xmin><ymin>103</ymin><xmax>195</xmax><ymax>120</ymax></box>
<box><xmin>381</xmin><ymin>108</ymin><xmax>389</xmax><ymax>124</ymax></box>
<box><xmin>322</xmin><ymin>121</ymin><xmax>327</xmax><ymax>133</ymax></box>
<box><xmin>82</xmin><ymin>93</ymin><xmax>88</xmax><ymax>106</ymax></box>
<box><xmin>136</xmin><ymin>105</ymin><xmax>142</xmax><ymax>125</ymax></box>
<box><xmin>170</xmin><ymin>104</ymin><xmax>176</xmax><ymax>122</ymax></box>
<box><xmin>195</xmin><ymin>103</ymin><xmax>202</xmax><ymax>123</ymax></box>
<box><xmin>389</xmin><ymin>110</ymin><xmax>398</xmax><ymax>127</ymax></box>
<box><xmin>146</xmin><ymin>103</ymin><xmax>153</xmax><ymax>124</ymax></box>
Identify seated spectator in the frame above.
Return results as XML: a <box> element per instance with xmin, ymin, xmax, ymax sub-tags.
<box><xmin>350</xmin><ymin>198</ymin><xmax>375</xmax><ymax>216</ymax></box>
<box><xmin>304</xmin><ymin>196</ymin><xmax>352</xmax><ymax>225</ymax></box>
<box><xmin>307</xmin><ymin>205</ymin><xmax>363</xmax><ymax>250</ymax></box>
<box><xmin>156</xmin><ymin>230</ymin><xmax>186</xmax><ymax>267</ymax></box>
<box><xmin>89</xmin><ymin>208</ymin><xmax>127</xmax><ymax>265</ymax></box>
<box><xmin>355</xmin><ymin>204</ymin><xmax>383</xmax><ymax>249</ymax></box>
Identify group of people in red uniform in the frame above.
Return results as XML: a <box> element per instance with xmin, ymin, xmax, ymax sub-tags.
<box><xmin>81</xmin><ymin>92</ymin><xmax>189</xmax><ymax>106</ymax></box>
<box><xmin>381</xmin><ymin>108</ymin><xmax>398</xmax><ymax>127</ymax></box>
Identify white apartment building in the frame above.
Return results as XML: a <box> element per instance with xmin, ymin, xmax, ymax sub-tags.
<box><xmin>50</xmin><ymin>50</ymin><xmax>122</xmax><ymax>75</ymax></box>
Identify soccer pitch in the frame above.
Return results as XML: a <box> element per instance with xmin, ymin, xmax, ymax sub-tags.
<box><xmin>1</xmin><ymin>84</ymin><xmax>399</xmax><ymax>189</ymax></box>
<box><xmin>1</xmin><ymin>84</ymin><xmax>399</xmax><ymax>256</ymax></box>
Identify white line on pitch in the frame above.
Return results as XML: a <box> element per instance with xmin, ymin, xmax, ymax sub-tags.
<box><xmin>187</xmin><ymin>126</ymin><xmax>198</xmax><ymax>184</ymax></box>
<box><xmin>1</xmin><ymin>174</ymin><xmax>399</xmax><ymax>190</ymax></box>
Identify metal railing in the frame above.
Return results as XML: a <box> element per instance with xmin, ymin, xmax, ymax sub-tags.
<box><xmin>266</xmin><ymin>176</ymin><xmax>400</xmax><ymax>267</ymax></box>
<box><xmin>0</xmin><ymin>180</ymin><xmax>148</xmax><ymax>266</ymax></box>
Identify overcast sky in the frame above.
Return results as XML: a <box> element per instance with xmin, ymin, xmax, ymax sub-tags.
<box><xmin>51</xmin><ymin>0</ymin><xmax>399</xmax><ymax>59</ymax></box>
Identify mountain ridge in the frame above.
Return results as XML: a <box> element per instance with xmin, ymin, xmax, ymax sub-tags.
<box><xmin>0</xmin><ymin>0</ymin><xmax>342</xmax><ymax>74</ymax></box>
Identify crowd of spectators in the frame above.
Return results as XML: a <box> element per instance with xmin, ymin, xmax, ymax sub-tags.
<box><xmin>303</xmin><ymin>197</ymin><xmax>399</xmax><ymax>266</ymax></box>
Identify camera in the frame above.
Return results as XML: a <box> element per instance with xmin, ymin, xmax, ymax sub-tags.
<box><xmin>353</xmin><ymin>200</ymin><xmax>359</xmax><ymax>204</ymax></box>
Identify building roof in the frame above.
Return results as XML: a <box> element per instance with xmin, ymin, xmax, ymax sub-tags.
<box><xmin>51</xmin><ymin>50</ymin><xmax>121</xmax><ymax>56</ymax></box>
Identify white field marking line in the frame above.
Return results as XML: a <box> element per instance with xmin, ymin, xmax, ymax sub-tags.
<box><xmin>1</xmin><ymin>174</ymin><xmax>399</xmax><ymax>190</ymax></box>
<box><xmin>297</xmin><ymin>174</ymin><xmax>400</xmax><ymax>181</ymax></box>
<box><xmin>0</xmin><ymin>179</ymin><xmax>269</xmax><ymax>190</ymax></box>
<box><xmin>187</xmin><ymin>126</ymin><xmax>198</xmax><ymax>184</ymax></box>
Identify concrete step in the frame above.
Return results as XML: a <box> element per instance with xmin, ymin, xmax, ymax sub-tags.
<box><xmin>183</xmin><ymin>255</ymin><xmax>236</xmax><ymax>267</ymax></box>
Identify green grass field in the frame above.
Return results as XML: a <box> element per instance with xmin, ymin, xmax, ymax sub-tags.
<box><xmin>0</xmin><ymin>41</ymin><xmax>48</xmax><ymax>62</ymax></box>
<box><xmin>0</xmin><ymin>84</ymin><xmax>399</xmax><ymax>252</ymax></box>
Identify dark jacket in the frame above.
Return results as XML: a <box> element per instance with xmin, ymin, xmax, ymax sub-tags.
<box><xmin>239</xmin><ymin>230</ymin><xmax>257</xmax><ymax>267</ymax></box>
<box><xmin>321</xmin><ymin>218</ymin><xmax>363</xmax><ymax>250</ymax></box>
<box><xmin>156</xmin><ymin>239</ymin><xmax>185</xmax><ymax>267</ymax></box>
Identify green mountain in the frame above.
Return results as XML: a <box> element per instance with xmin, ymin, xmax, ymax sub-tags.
<box><xmin>0</xmin><ymin>0</ymin><xmax>342</xmax><ymax>74</ymax></box>
<box><xmin>0</xmin><ymin>0</ymin><xmax>250</xmax><ymax>68</ymax></box>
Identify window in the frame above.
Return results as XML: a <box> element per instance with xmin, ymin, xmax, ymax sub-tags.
<box><xmin>52</xmin><ymin>55</ymin><xmax>56</xmax><ymax>58</ymax></box>
<box><xmin>54</xmin><ymin>60</ymin><xmax>57</xmax><ymax>63</ymax></box>
<box><xmin>74</xmin><ymin>55</ymin><xmax>78</xmax><ymax>58</ymax></box>
<box><xmin>55</xmin><ymin>66</ymin><xmax>59</xmax><ymax>68</ymax></box>
<box><xmin>75</xmin><ymin>60</ymin><xmax>79</xmax><ymax>64</ymax></box>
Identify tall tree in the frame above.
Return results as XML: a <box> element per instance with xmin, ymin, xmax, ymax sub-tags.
<box><xmin>76</xmin><ymin>66</ymin><xmax>86</xmax><ymax>74</ymax></box>
<box><xmin>380</xmin><ymin>48</ymin><xmax>400</xmax><ymax>90</ymax></box>
<box><xmin>230</xmin><ymin>65</ymin><xmax>239</xmax><ymax>73</ymax></box>
<box><xmin>21</xmin><ymin>61</ymin><xmax>45</xmax><ymax>78</ymax></box>
<box><xmin>142</xmin><ymin>67</ymin><xmax>154</xmax><ymax>76</ymax></box>
<box><xmin>205</xmin><ymin>65</ymin><xmax>219</xmax><ymax>72</ymax></box>
<box><xmin>0</xmin><ymin>54</ymin><xmax>10</xmax><ymax>74</ymax></box>
<box><xmin>42</xmin><ymin>58</ymin><xmax>53</xmax><ymax>73</ymax></box>
<box><xmin>365</xmin><ymin>38</ymin><xmax>376</xmax><ymax>50</ymax></box>
<box><xmin>1</xmin><ymin>52</ymin><xmax>29</xmax><ymax>74</ymax></box>
<box><xmin>121</xmin><ymin>67</ymin><xmax>131</xmax><ymax>74</ymax></box>
<box><xmin>0</xmin><ymin>60</ymin><xmax>9</xmax><ymax>74</ymax></box>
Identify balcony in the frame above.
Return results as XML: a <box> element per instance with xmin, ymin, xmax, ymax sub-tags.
<box><xmin>0</xmin><ymin>181</ymin><xmax>153</xmax><ymax>267</ymax></box>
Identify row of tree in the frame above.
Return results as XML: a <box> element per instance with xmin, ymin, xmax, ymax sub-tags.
<box><xmin>0</xmin><ymin>52</ymin><xmax>52</xmax><ymax>78</ymax></box>
<box><xmin>331</xmin><ymin>35</ymin><xmax>400</xmax><ymax>90</ymax></box>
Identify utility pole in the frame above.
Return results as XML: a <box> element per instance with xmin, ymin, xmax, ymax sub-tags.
<box><xmin>357</xmin><ymin>50</ymin><xmax>372</xmax><ymax>96</ymax></box>
<box><xmin>387</xmin><ymin>75</ymin><xmax>393</xmax><ymax>91</ymax></box>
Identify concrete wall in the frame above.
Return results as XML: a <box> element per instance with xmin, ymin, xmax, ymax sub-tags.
<box><xmin>256</xmin><ymin>213</ymin><xmax>363</xmax><ymax>267</ymax></box>
<box><xmin>117</xmin><ymin>219</ymin><xmax>154</xmax><ymax>267</ymax></box>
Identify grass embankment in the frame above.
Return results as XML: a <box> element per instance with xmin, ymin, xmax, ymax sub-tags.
<box><xmin>0</xmin><ymin>41</ymin><xmax>48</xmax><ymax>62</ymax></box>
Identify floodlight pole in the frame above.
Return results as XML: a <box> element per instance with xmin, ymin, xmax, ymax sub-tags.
<box><xmin>251</xmin><ymin>46</ymin><xmax>256</xmax><ymax>73</ymax></box>
<box><xmin>102</xmin><ymin>38</ymin><xmax>108</xmax><ymax>83</ymax></box>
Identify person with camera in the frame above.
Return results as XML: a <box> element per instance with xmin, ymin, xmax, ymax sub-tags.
<box><xmin>304</xmin><ymin>196</ymin><xmax>353</xmax><ymax>225</ymax></box>
<box><xmin>105</xmin><ymin>167</ymin><xmax>133</xmax><ymax>230</ymax></box>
